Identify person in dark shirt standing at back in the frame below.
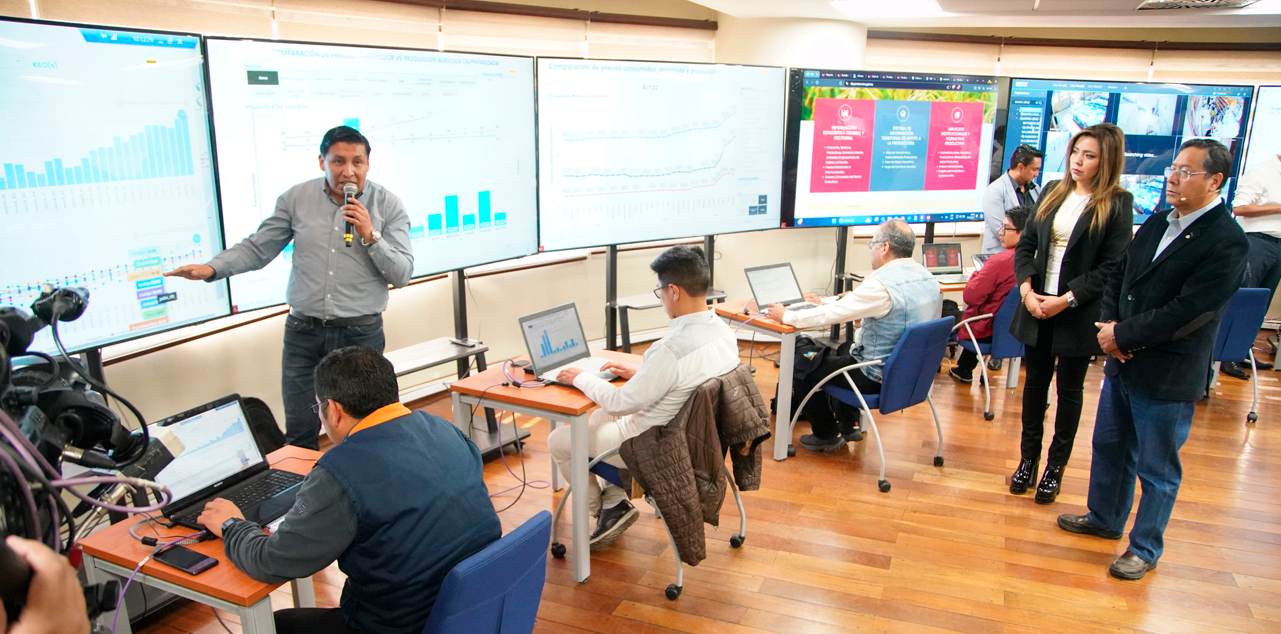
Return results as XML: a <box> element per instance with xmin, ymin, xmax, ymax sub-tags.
<box><xmin>198</xmin><ymin>346</ymin><xmax>501</xmax><ymax>634</ymax></box>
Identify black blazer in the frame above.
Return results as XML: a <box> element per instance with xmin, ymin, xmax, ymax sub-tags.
<box><xmin>1103</xmin><ymin>202</ymin><xmax>1248</xmax><ymax>401</ymax></box>
<box><xmin>1010</xmin><ymin>182</ymin><xmax>1133</xmax><ymax>357</ymax></box>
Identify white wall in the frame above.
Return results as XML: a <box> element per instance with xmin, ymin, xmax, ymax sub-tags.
<box><xmin>714</xmin><ymin>13</ymin><xmax>866</xmax><ymax>68</ymax></box>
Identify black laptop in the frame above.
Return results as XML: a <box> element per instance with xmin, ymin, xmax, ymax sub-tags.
<box><xmin>153</xmin><ymin>394</ymin><xmax>304</xmax><ymax>531</ymax></box>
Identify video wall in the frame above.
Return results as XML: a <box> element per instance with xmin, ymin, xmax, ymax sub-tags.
<box><xmin>1004</xmin><ymin>78</ymin><xmax>1254</xmax><ymax>222</ymax></box>
<box><xmin>0</xmin><ymin>15</ymin><xmax>1271</xmax><ymax>354</ymax></box>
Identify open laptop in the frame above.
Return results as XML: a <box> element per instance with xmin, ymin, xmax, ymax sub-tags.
<box><xmin>745</xmin><ymin>263</ymin><xmax>806</xmax><ymax>309</ymax></box>
<box><xmin>921</xmin><ymin>243</ymin><xmax>969</xmax><ymax>284</ymax></box>
<box><xmin>519</xmin><ymin>303</ymin><xmax>617</xmax><ymax>382</ymax></box>
<box><xmin>154</xmin><ymin>394</ymin><xmax>304</xmax><ymax>531</ymax></box>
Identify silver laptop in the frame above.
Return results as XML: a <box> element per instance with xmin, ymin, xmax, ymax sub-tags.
<box><xmin>156</xmin><ymin>394</ymin><xmax>303</xmax><ymax>530</ymax></box>
<box><xmin>921</xmin><ymin>243</ymin><xmax>969</xmax><ymax>284</ymax></box>
<box><xmin>519</xmin><ymin>303</ymin><xmax>617</xmax><ymax>382</ymax></box>
<box><xmin>744</xmin><ymin>263</ymin><xmax>806</xmax><ymax>308</ymax></box>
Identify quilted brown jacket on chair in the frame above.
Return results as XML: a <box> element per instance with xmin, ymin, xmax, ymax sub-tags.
<box><xmin>618</xmin><ymin>364</ymin><xmax>771</xmax><ymax>566</ymax></box>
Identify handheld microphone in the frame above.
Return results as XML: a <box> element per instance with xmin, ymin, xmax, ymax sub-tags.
<box><xmin>343</xmin><ymin>183</ymin><xmax>357</xmax><ymax>248</ymax></box>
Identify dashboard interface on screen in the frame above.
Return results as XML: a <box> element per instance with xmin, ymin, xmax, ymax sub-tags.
<box><xmin>1004</xmin><ymin>78</ymin><xmax>1253</xmax><ymax>222</ymax></box>
<box><xmin>1242</xmin><ymin>86</ymin><xmax>1281</xmax><ymax>178</ymax></box>
<box><xmin>0</xmin><ymin>19</ymin><xmax>228</xmax><ymax>353</ymax></box>
<box><xmin>784</xmin><ymin>69</ymin><xmax>999</xmax><ymax>227</ymax></box>
<box><xmin>537</xmin><ymin>59</ymin><xmax>786</xmax><ymax>251</ymax></box>
<box><xmin>207</xmin><ymin>39</ymin><xmax>538</xmax><ymax>312</ymax></box>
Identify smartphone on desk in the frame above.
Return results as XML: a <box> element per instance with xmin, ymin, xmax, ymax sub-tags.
<box><xmin>154</xmin><ymin>544</ymin><xmax>218</xmax><ymax>575</ymax></box>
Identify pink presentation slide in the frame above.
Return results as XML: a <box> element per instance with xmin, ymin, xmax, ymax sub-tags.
<box><xmin>809</xmin><ymin>98</ymin><xmax>874</xmax><ymax>193</ymax></box>
<box><xmin>924</xmin><ymin>101</ymin><xmax>984</xmax><ymax>191</ymax></box>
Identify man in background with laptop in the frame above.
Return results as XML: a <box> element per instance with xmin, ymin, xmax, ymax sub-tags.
<box><xmin>197</xmin><ymin>346</ymin><xmax>500</xmax><ymax>634</ymax></box>
<box><xmin>767</xmin><ymin>219</ymin><xmax>940</xmax><ymax>453</ymax></box>
<box><xmin>546</xmin><ymin>245</ymin><xmax>739</xmax><ymax>550</ymax></box>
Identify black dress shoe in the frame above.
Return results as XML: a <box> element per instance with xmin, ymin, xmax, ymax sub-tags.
<box><xmin>1035</xmin><ymin>464</ymin><xmax>1064</xmax><ymax>504</ymax></box>
<box><xmin>1109</xmin><ymin>552</ymin><xmax>1158</xmax><ymax>580</ymax></box>
<box><xmin>1056</xmin><ymin>513</ymin><xmax>1123</xmax><ymax>540</ymax></box>
<box><xmin>987</xmin><ymin>358</ymin><xmax>1003</xmax><ymax>371</ymax></box>
<box><xmin>1221</xmin><ymin>361</ymin><xmax>1250</xmax><ymax>380</ymax></box>
<box><xmin>590</xmin><ymin>500</ymin><xmax>638</xmax><ymax>551</ymax></box>
<box><xmin>799</xmin><ymin>434</ymin><xmax>846</xmax><ymax>453</ymax></box>
<box><xmin>1009</xmin><ymin>458</ymin><xmax>1038</xmax><ymax>495</ymax></box>
<box><xmin>1255</xmin><ymin>361</ymin><xmax>1274</xmax><ymax>371</ymax></box>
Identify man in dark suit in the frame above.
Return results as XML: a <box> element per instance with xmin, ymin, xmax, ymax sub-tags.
<box><xmin>1057</xmin><ymin>139</ymin><xmax>1248</xmax><ymax>580</ymax></box>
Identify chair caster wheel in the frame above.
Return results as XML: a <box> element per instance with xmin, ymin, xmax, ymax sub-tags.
<box><xmin>1248</xmin><ymin>412</ymin><xmax>1258</xmax><ymax>423</ymax></box>
<box><xmin>730</xmin><ymin>535</ymin><xmax>745</xmax><ymax>548</ymax></box>
<box><xmin>787</xmin><ymin>445</ymin><xmax>796</xmax><ymax>457</ymax></box>
<box><xmin>984</xmin><ymin>411</ymin><xmax>995</xmax><ymax>421</ymax></box>
<box><xmin>550</xmin><ymin>543</ymin><xmax>566</xmax><ymax>559</ymax></box>
<box><xmin>878</xmin><ymin>480</ymin><xmax>891</xmax><ymax>493</ymax></box>
<box><xmin>933</xmin><ymin>456</ymin><xmax>944</xmax><ymax>467</ymax></box>
<box><xmin>665</xmin><ymin>584</ymin><xmax>682</xmax><ymax>600</ymax></box>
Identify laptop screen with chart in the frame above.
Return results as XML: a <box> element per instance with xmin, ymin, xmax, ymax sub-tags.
<box><xmin>0</xmin><ymin>18</ymin><xmax>229</xmax><ymax>353</ymax></box>
<box><xmin>744</xmin><ymin>264</ymin><xmax>805</xmax><ymax>307</ymax></box>
<box><xmin>155</xmin><ymin>398</ymin><xmax>264</xmax><ymax>503</ymax></box>
<box><xmin>519</xmin><ymin>303</ymin><xmax>592</xmax><ymax>375</ymax></box>
<box><xmin>206</xmin><ymin>38</ymin><xmax>538</xmax><ymax>311</ymax></box>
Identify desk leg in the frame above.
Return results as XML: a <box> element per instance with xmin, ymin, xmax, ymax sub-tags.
<box><xmin>570</xmin><ymin>412</ymin><xmax>591</xmax><ymax>583</ymax></box>
<box><xmin>549</xmin><ymin>418</ymin><xmax>563</xmax><ymax>491</ymax></box>
<box><xmin>451</xmin><ymin>392</ymin><xmax>474</xmax><ymax>440</ymax></box>
<box><xmin>774</xmin><ymin>332</ymin><xmax>797</xmax><ymax>462</ymax></box>
<box><xmin>84</xmin><ymin>555</ymin><xmax>132</xmax><ymax>634</ymax></box>
<box><xmin>290</xmin><ymin>577</ymin><xmax>316</xmax><ymax>608</ymax></box>
<box><xmin>239</xmin><ymin>597</ymin><xmax>276</xmax><ymax>634</ymax></box>
<box><xmin>1008</xmin><ymin>357</ymin><xmax>1021</xmax><ymax>389</ymax></box>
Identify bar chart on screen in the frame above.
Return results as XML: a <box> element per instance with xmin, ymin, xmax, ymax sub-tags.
<box><xmin>0</xmin><ymin>20</ymin><xmax>229</xmax><ymax>353</ymax></box>
<box><xmin>206</xmin><ymin>39</ymin><xmax>538</xmax><ymax>312</ymax></box>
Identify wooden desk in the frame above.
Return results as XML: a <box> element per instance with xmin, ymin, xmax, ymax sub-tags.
<box><xmin>80</xmin><ymin>446</ymin><xmax>320</xmax><ymax>634</ymax></box>
<box><xmin>449</xmin><ymin>349</ymin><xmax>642</xmax><ymax>584</ymax></box>
<box><xmin>940</xmin><ymin>281</ymin><xmax>967</xmax><ymax>293</ymax></box>
<box><xmin>715</xmin><ymin>300</ymin><xmax>801</xmax><ymax>462</ymax></box>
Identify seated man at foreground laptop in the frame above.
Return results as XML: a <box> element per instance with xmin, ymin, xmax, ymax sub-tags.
<box><xmin>766</xmin><ymin>219</ymin><xmax>941</xmax><ymax>453</ymax></box>
<box><xmin>197</xmin><ymin>346</ymin><xmax>501</xmax><ymax>634</ymax></box>
<box><xmin>548</xmin><ymin>245</ymin><xmax>740</xmax><ymax>549</ymax></box>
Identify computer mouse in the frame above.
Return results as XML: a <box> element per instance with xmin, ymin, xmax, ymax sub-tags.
<box><xmin>787</xmin><ymin>302</ymin><xmax>818</xmax><ymax>311</ymax></box>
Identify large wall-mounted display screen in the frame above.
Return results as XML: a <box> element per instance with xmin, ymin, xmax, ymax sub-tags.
<box><xmin>783</xmin><ymin>68</ymin><xmax>1000</xmax><ymax>227</ymax></box>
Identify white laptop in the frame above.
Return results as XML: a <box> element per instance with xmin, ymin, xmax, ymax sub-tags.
<box><xmin>744</xmin><ymin>263</ymin><xmax>806</xmax><ymax>308</ymax></box>
<box><xmin>921</xmin><ymin>242</ymin><xmax>969</xmax><ymax>284</ymax></box>
<box><xmin>518</xmin><ymin>303</ymin><xmax>617</xmax><ymax>382</ymax></box>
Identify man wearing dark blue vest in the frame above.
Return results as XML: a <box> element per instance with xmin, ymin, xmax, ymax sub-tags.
<box><xmin>198</xmin><ymin>346</ymin><xmax>501</xmax><ymax>634</ymax></box>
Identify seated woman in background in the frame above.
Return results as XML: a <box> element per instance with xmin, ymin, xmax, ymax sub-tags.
<box><xmin>950</xmin><ymin>205</ymin><xmax>1032</xmax><ymax>384</ymax></box>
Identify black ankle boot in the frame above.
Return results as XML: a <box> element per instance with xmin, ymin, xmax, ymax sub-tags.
<box><xmin>1036</xmin><ymin>465</ymin><xmax>1065</xmax><ymax>504</ymax></box>
<box><xmin>1010</xmin><ymin>458</ymin><xmax>1038</xmax><ymax>495</ymax></box>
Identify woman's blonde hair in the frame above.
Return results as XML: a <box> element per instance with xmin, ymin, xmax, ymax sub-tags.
<box><xmin>1036</xmin><ymin>122</ymin><xmax>1126</xmax><ymax>235</ymax></box>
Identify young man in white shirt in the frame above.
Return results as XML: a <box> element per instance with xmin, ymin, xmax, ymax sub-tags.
<box><xmin>548</xmin><ymin>245</ymin><xmax>740</xmax><ymax>550</ymax></box>
<box><xmin>1222</xmin><ymin>154</ymin><xmax>1281</xmax><ymax>379</ymax></box>
<box><xmin>767</xmin><ymin>220</ymin><xmax>941</xmax><ymax>452</ymax></box>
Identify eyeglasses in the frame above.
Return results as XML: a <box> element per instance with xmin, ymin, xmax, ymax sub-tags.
<box><xmin>867</xmin><ymin>240</ymin><xmax>886</xmax><ymax>250</ymax></box>
<box><xmin>652</xmin><ymin>285</ymin><xmax>670</xmax><ymax>300</ymax></box>
<box><xmin>1164</xmin><ymin>166</ymin><xmax>1209</xmax><ymax>181</ymax></box>
<box><xmin>311</xmin><ymin>400</ymin><xmax>327</xmax><ymax>416</ymax></box>
<box><xmin>998</xmin><ymin>225</ymin><xmax>1017</xmax><ymax>234</ymax></box>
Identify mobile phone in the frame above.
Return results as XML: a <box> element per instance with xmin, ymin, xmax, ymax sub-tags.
<box><xmin>153</xmin><ymin>545</ymin><xmax>218</xmax><ymax>575</ymax></box>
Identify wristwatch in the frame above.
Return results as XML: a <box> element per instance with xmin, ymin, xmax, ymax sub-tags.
<box><xmin>221</xmin><ymin>517</ymin><xmax>240</xmax><ymax>535</ymax></box>
<box><xmin>362</xmin><ymin>229</ymin><xmax>382</xmax><ymax>246</ymax></box>
<box><xmin>1065</xmin><ymin>292</ymin><xmax>1079</xmax><ymax>309</ymax></box>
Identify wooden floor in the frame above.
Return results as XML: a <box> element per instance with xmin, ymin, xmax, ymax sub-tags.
<box><xmin>135</xmin><ymin>338</ymin><xmax>1281</xmax><ymax>634</ymax></box>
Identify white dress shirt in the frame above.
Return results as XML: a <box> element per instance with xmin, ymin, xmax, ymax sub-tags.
<box><xmin>1154</xmin><ymin>198</ymin><xmax>1219</xmax><ymax>261</ymax></box>
<box><xmin>780</xmin><ymin>257</ymin><xmax>922</xmax><ymax>330</ymax></box>
<box><xmin>1233</xmin><ymin>156</ymin><xmax>1281</xmax><ymax>237</ymax></box>
<box><xmin>572</xmin><ymin>308</ymin><xmax>739</xmax><ymax>439</ymax></box>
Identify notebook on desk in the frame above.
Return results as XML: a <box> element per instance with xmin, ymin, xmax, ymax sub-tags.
<box><xmin>155</xmin><ymin>395</ymin><xmax>304</xmax><ymax>531</ymax></box>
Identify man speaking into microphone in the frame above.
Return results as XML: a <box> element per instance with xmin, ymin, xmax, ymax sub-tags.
<box><xmin>166</xmin><ymin>126</ymin><xmax>413</xmax><ymax>449</ymax></box>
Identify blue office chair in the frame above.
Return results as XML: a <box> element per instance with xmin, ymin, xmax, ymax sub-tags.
<box><xmin>952</xmin><ymin>288</ymin><xmax>1025</xmax><ymax>421</ymax></box>
<box><xmin>420</xmin><ymin>510</ymin><xmax>552</xmax><ymax>634</ymax></box>
<box><xmin>787</xmin><ymin>316</ymin><xmax>955</xmax><ymax>492</ymax></box>
<box><xmin>1211</xmin><ymin>287</ymin><xmax>1271</xmax><ymax>424</ymax></box>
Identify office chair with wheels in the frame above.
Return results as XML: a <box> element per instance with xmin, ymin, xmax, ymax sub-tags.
<box><xmin>420</xmin><ymin>511</ymin><xmax>552</xmax><ymax>634</ymax></box>
<box><xmin>786</xmin><ymin>317</ymin><xmax>955</xmax><ymax>492</ymax></box>
<box><xmin>1210</xmin><ymin>287</ymin><xmax>1271</xmax><ymax>424</ymax></box>
<box><xmin>952</xmin><ymin>288</ymin><xmax>1025</xmax><ymax>421</ymax></box>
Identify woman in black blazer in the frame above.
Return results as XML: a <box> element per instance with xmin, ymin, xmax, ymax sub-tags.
<box><xmin>1009</xmin><ymin>122</ymin><xmax>1132</xmax><ymax>504</ymax></box>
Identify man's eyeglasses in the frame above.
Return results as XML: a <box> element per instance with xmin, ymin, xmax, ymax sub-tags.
<box><xmin>998</xmin><ymin>225</ymin><xmax>1017</xmax><ymax>234</ymax></box>
<box><xmin>867</xmin><ymin>240</ymin><xmax>886</xmax><ymax>250</ymax></box>
<box><xmin>1164</xmin><ymin>166</ymin><xmax>1208</xmax><ymax>181</ymax></box>
<box><xmin>653</xmin><ymin>284</ymin><xmax>677</xmax><ymax>300</ymax></box>
<box><xmin>311</xmin><ymin>400</ymin><xmax>327</xmax><ymax>416</ymax></box>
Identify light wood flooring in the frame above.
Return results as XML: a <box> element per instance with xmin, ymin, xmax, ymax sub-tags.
<box><xmin>134</xmin><ymin>338</ymin><xmax>1281</xmax><ymax>634</ymax></box>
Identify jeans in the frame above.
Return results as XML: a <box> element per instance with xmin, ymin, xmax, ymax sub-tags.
<box><xmin>1020</xmin><ymin>318</ymin><xmax>1092</xmax><ymax>466</ymax></box>
<box><xmin>547</xmin><ymin>410</ymin><xmax>630</xmax><ymax>517</ymax></box>
<box><xmin>274</xmin><ymin>608</ymin><xmax>361</xmax><ymax>634</ymax></box>
<box><xmin>1242</xmin><ymin>233</ymin><xmax>1281</xmax><ymax>305</ymax></box>
<box><xmin>1085</xmin><ymin>373</ymin><xmax>1195</xmax><ymax>564</ymax></box>
<box><xmin>793</xmin><ymin>352</ymin><xmax>881</xmax><ymax>440</ymax></box>
<box><xmin>282</xmin><ymin>313</ymin><xmax>385</xmax><ymax>449</ymax></box>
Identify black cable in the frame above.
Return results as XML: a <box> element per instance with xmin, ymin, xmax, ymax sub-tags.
<box><xmin>15</xmin><ymin>351</ymin><xmax>61</xmax><ymax>393</ymax></box>
<box><xmin>49</xmin><ymin>319</ymin><xmax>150</xmax><ymax>468</ymax></box>
<box><xmin>468</xmin><ymin>384</ymin><xmax>506</xmax><ymax>434</ymax></box>
<box><xmin>492</xmin><ymin>409</ymin><xmax>529</xmax><ymax>514</ymax></box>
<box><xmin>212</xmin><ymin>607</ymin><xmax>235</xmax><ymax>634</ymax></box>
